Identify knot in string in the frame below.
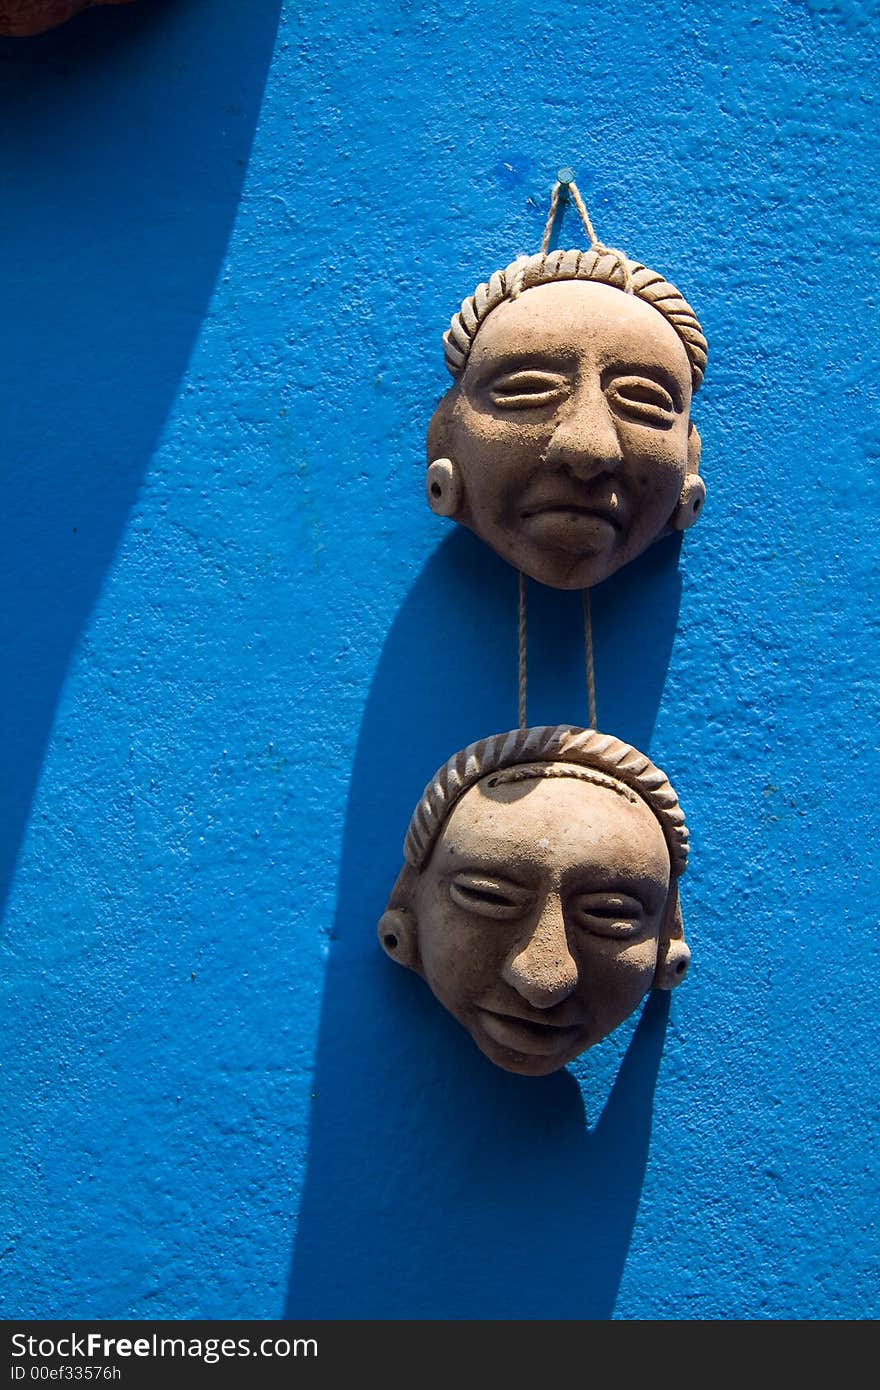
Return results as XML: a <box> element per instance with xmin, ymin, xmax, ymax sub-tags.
<box><xmin>539</xmin><ymin>172</ymin><xmax>634</xmax><ymax>293</ymax></box>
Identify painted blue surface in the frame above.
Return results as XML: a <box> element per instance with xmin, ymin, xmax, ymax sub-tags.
<box><xmin>1</xmin><ymin>0</ymin><xmax>877</xmax><ymax>1320</ymax></box>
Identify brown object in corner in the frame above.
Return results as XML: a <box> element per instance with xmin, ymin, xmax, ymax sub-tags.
<box><xmin>0</xmin><ymin>0</ymin><xmax>134</xmax><ymax>36</ymax></box>
<box><xmin>378</xmin><ymin>725</ymin><xmax>690</xmax><ymax>1076</ymax></box>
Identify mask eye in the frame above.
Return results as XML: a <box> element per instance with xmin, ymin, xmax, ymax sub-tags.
<box><xmin>449</xmin><ymin>873</ymin><xmax>532</xmax><ymax>920</ymax></box>
<box><xmin>488</xmin><ymin>370</ymin><xmax>569</xmax><ymax>411</ymax></box>
<box><xmin>571</xmin><ymin>893</ymin><xmax>646</xmax><ymax>939</ymax></box>
<box><xmin>605</xmin><ymin>375</ymin><xmax>677</xmax><ymax>428</ymax></box>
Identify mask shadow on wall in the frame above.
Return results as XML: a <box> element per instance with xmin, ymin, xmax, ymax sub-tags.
<box><xmin>286</xmin><ymin>525</ymin><xmax>682</xmax><ymax>1319</ymax></box>
<box><xmin>0</xmin><ymin>0</ymin><xmax>282</xmax><ymax>922</ymax></box>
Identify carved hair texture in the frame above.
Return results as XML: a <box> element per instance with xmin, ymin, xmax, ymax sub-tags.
<box><xmin>443</xmin><ymin>248</ymin><xmax>708</xmax><ymax>391</ymax></box>
<box><xmin>403</xmin><ymin>724</ymin><xmax>689</xmax><ymax>877</ymax></box>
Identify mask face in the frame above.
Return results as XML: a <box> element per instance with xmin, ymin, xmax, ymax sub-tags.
<box><xmin>0</xmin><ymin>1</ymin><xmax>133</xmax><ymax>37</ymax></box>
<box><xmin>408</xmin><ymin>766</ymin><xmax>672</xmax><ymax>1076</ymax></box>
<box><xmin>428</xmin><ymin>279</ymin><xmax>700</xmax><ymax>590</ymax></box>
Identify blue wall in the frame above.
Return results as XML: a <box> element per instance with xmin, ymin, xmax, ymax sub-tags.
<box><xmin>2</xmin><ymin>0</ymin><xmax>877</xmax><ymax>1320</ymax></box>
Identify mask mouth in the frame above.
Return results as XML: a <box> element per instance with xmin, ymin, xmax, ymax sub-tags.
<box><xmin>519</xmin><ymin>490</ymin><xmax>627</xmax><ymax>531</ymax></box>
<box><xmin>522</xmin><ymin>501</ymin><xmax>622</xmax><ymax>528</ymax></box>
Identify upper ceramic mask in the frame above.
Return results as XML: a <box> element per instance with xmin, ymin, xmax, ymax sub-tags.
<box><xmin>379</xmin><ymin>725</ymin><xmax>691</xmax><ymax>1076</ymax></box>
<box><xmin>426</xmin><ymin>247</ymin><xmax>708</xmax><ymax>589</ymax></box>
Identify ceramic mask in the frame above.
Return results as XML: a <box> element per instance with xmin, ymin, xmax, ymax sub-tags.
<box><xmin>426</xmin><ymin>248</ymin><xmax>708</xmax><ymax>589</ymax></box>
<box><xmin>379</xmin><ymin>726</ymin><xmax>690</xmax><ymax>1076</ymax></box>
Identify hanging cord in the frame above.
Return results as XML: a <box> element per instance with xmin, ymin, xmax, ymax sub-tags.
<box><xmin>518</xmin><ymin>574</ymin><xmax>598</xmax><ymax>732</ymax></box>
<box><xmin>539</xmin><ymin>182</ymin><xmax>563</xmax><ymax>255</ymax></box>
<box><xmin>539</xmin><ymin>168</ymin><xmax>633</xmax><ymax>292</ymax></box>
<box><xmin>568</xmin><ymin>181</ymin><xmax>600</xmax><ymax>247</ymax></box>
<box><xmin>518</xmin><ymin>571</ymin><xmax>528</xmax><ymax>730</ymax></box>
<box><xmin>583</xmin><ymin>590</ymin><xmax>598</xmax><ymax>730</ymax></box>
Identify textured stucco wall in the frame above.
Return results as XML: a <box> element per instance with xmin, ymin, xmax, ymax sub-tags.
<box><xmin>2</xmin><ymin>0</ymin><xmax>877</xmax><ymax>1320</ymax></box>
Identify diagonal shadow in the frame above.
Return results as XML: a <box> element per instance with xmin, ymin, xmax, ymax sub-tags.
<box><xmin>0</xmin><ymin>0</ymin><xmax>282</xmax><ymax>921</ymax></box>
<box><xmin>285</xmin><ymin>527</ymin><xmax>682</xmax><ymax>1319</ymax></box>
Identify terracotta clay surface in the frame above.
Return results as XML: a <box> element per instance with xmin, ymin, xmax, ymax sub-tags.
<box><xmin>427</xmin><ymin>248</ymin><xmax>708</xmax><ymax>589</ymax></box>
<box><xmin>0</xmin><ymin>0</ymin><xmax>133</xmax><ymax>35</ymax></box>
<box><xmin>379</xmin><ymin>725</ymin><xmax>690</xmax><ymax>1076</ymax></box>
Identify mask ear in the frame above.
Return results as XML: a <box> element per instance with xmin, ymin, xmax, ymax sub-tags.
<box><xmin>377</xmin><ymin>908</ymin><xmax>421</xmax><ymax>973</ymax></box>
<box><xmin>670</xmin><ymin>474</ymin><xmax>706</xmax><ymax>532</ymax></box>
<box><xmin>655</xmin><ymin>937</ymin><xmax>691</xmax><ymax>989</ymax></box>
<box><xmin>426</xmin><ymin>457</ymin><xmax>463</xmax><ymax>518</ymax></box>
<box><xmin>653</xmin><ymin>885</ymin><xmax>691</xmax><ymax>991</ymax></box>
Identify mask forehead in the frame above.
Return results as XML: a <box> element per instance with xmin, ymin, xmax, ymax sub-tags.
<box><xmin>467</xmin><ymin>279</ymin><xmax>692</xmax><ymax>399</ymax></box>
<box><xmin>434</xmin><ymin>770</ymin><xmax>671</xmax><ymax>888</ymax></box>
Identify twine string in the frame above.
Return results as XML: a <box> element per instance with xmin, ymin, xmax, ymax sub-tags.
<box><xmin>568</xmin><ymin>181</ymin><xmax>599</xmax><ymax>246</ymax></box>
<box><xmin>518</xmin><ymin>574</ymin><xmax>598</xmax><ymax>733</ymax></box>
<box><xmin>583</xmin><ymin>590</ymin><xmax>598</xmax><ymax>731</ymax></box>
<box><xmin>539</xmin><ymin>182</ymin><xmax>562</xmax><ymax>255</ymax></box>
<box><xmin>539</xmin><ymin>173</ymin><xmax>633</xmax><ymax>292</ymax></box>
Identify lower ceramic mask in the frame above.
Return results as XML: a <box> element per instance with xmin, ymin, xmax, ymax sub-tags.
<box><xmin>379</xmin><ymin>724</ymin><xmax>690</xmax><ymax>1076</ymax></box>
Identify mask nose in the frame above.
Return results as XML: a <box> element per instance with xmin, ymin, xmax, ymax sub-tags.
<box><xmin>544</xmin><ymin>387</ymin><xmax>622</xmax><ymax>480</ymax></box>
<box><xmin>501</xmin><ymin>893</ymin><xmax>578</xmax><ymax>1009</ymax></box>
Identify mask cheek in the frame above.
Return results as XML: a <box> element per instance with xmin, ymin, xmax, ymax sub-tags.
<box><xmin>419</xmin><ymin>903</ymin><xmax>499</xmax><ymax>1020</ymax></box>
<box><xmin>615</xmin><ymin>441</ymin><xmax>686</xmax><ymax>535</ymax></box>
<box><xmin>460</xmin><ymin>436</ymin><xmax>554</xmax><ymax>537</ymax></box>
<box><xmin>615</xmin><ymin>417</ymin><xmax>685</xmax><ymax>474</ymax></box>
<box><xmin>578</xmin><ymin>937</ymin><xmax>659</xmax><ymax>1035</ymax></box>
